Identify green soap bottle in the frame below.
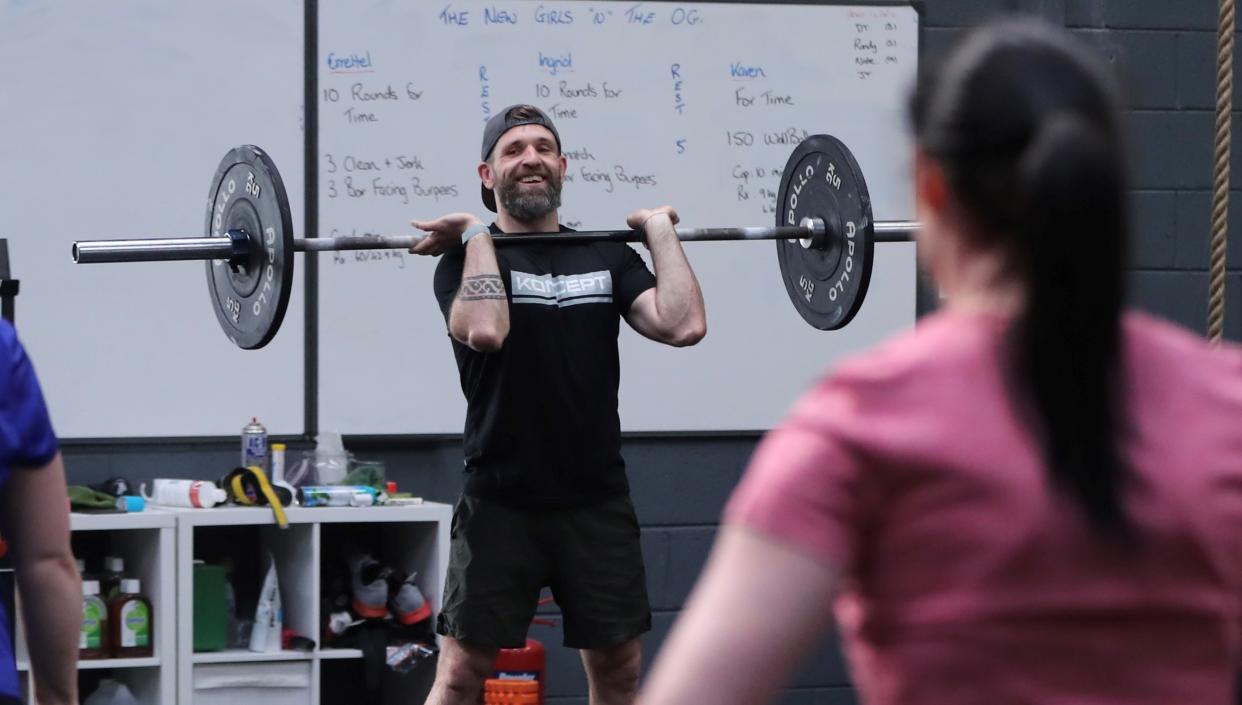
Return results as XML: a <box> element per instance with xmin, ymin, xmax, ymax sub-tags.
<box><xmin>80</xmin><ymin>580</ymin><xmax>108</xmax><ymax>659</ymax></box>
<box><xmin>109</xmin><ymin>578</ymin><xmax>153</xmax><ymax>658</ymax></box>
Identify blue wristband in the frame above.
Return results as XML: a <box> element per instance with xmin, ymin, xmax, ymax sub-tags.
<box><xmin>461</xmin><ymin>223</ymin><xmax>491</xmax><ymax>246</ymax></box>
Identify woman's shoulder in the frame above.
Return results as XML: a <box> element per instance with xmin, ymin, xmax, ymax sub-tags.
<box><xmin>1125</xmin><ymin>310</ymin><xmax>1241</xmax><ymax>357</ymax></box>
<box><xmin>829</xmin><ymin>309</ymin><xmax>1003</xmax><ymax>386</ymax></box>
<box><xmin>788</xmin><ymin>310</ymin><xmax>1007</xmax><ymax>433</ymax></box>
<box><xmin>1123</xmin><ymin>310</ymin><xmax>1242</xmax><ymax>390</ymax></box>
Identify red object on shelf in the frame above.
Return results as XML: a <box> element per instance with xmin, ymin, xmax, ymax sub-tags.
<box><xmin>492</xmin><ymin>596</ymin><xmax>553</xmax><ymax>705</ymax></box>
<box><xmin>493</xmin><ymin>639</ymin><xmax>545</xmax><ymax>705</ymax></box>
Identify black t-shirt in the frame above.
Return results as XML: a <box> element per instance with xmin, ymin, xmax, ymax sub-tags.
<box><xmin>433</xmin><ymin>225</ymin><xmax>656</xmax><ymax>509</ymax></box>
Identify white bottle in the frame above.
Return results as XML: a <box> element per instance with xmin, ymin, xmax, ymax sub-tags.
<box><xmin>268</xmin><ymin>442</ymin><xmax>298</xmax><ymax>502</ymax></box>
<box><xmin>270</xmin><ymin>443</ymin><xmax>287</xmax><ymax>484</ymax></box>
<box><xmin>83</xmin><ymin>678</ymin><xmax>140</xmax><ymax>705</ymax></box>
<box><xmin>314</xmin><ymin>431</ymin><xmax>349</xmax><ymax>484</ymax></box>
<box><xmin>249</xmin><ymin>556</ymin><xmax>282</xmax><ymax>652</ymax></box>
<box><xmin>140</xmin><ymin>479</ymin><xmax>227</xmax><ymax>508</ymax></box>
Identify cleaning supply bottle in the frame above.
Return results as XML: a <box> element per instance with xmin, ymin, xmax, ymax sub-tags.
<box><xmin>100</xmin><ymin>556</ymin><xmax>125</xmax><ymax>601</ymax></box>
<box><xmin>109</xmin><ymin>578</ymin><xmax>153</xmax><ymax>657</ymax></box>
<box><xmin>140</xmin><ymin>479</ymin><xmax>228</xmax><ymax>508</ymax></box>
<box><xmin>249</xmin><ymin>555</ymin><xmax>282</xmax><ymax>652</ymax></box>
<box><xmin>80</xmin><ymin>580</ymin><xmax>109</xmax><ymax>659</ymax></box>
<box><xmin>269</xmin><ymin>443</ymin><xmax>298</xmax><ymax>504</ymax></box>
<box><xmin>270</xmin><ymin>443</ymin><xmax>287</xmax><ymax>483</ymax></box>
<box><xmin>83</xmin><ymin>678</ymin><xmax>140</xmax><ymax>705</ymax></box>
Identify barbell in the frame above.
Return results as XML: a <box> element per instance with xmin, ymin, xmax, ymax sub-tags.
<box><xmin>71</xmin><ymin>135</ymin><xmax>921</xmax><ymax>349</ymax></box>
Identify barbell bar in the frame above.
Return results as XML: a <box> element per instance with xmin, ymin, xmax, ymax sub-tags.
<box><xmin>73</xmin><ymin>221</ymin><xmax>829</xmax><ymax>264</ymax></box>
<box><xmin>70</xmin><ymin>137</ymin><xmax>922</xmax><ymax>349</ymax></box>
<box><xmin>73</xmin><ymin>219</ymin><xmax>921</xmax><ymax>264</ymax></box>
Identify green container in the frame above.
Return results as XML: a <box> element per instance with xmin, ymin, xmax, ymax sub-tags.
<box><xmin>193</xmin><ymin>563</ymin><xmax>228</xmax><ymax>652</ymax></box>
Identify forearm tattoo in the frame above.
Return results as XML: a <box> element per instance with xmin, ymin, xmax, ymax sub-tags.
<box><xmin>457</xmin><ymin>274</ymin><xmax>507</xmax><ymax>301</ymax></box>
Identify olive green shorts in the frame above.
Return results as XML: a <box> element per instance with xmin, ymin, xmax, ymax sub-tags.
<box><xmin>435</xmin><ymin>494</ymin><xmax>652</xmax><ymax>650</ymax></box>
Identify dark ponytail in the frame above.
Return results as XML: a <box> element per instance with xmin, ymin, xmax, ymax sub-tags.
<box><xmin>1016</xmin><ymin>114</ymin><xmax>1130</xmax><ymax>535</ymax></box>
<box><xmin>910</xmin><ymin>20</ymin><xmax>1131</xmax><ymax>535</ymax></box>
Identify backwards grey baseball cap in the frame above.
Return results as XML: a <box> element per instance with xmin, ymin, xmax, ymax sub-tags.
<box><xmin>480</xmin><ymin>104</ymin><xmax>561</xmax><ymax>212</ymax></box>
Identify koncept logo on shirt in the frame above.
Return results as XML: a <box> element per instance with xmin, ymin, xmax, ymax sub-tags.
<box><xmin>510</xmin><ymin>270</ymin><xmax>613</xmax><ymax>307</ymax></box>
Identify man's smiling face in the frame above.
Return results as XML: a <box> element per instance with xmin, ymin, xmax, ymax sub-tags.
<box><xmin>488</xmin><ymin>124</ymin><xmax>567</xmax><ymax>222</ymax></box>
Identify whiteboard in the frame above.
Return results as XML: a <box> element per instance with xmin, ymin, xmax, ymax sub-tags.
<box><xmin>0</xmin><ymin>0</ymin><xmax>305</xmax><ymax>438</ymax></box>
<box><xmin>318</xmin><ymin>0</ymin><xmax>918</xmax><ymax>434</ymax></box>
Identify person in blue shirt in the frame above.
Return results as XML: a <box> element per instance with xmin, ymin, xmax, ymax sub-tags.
<box><xmin>0</xmin><ymin>320</ymin><xmax>79</xmax><ymax>705</ymax></box>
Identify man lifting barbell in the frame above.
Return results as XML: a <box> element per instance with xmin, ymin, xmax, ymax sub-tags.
<box><xmin>406</xmin><ymin>103</ymin><xmax>706</xmax><ymax>705</ymax></box>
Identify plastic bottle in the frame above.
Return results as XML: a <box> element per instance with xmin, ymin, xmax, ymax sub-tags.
<box><xmin>100</xmin><ymin>556</ymin><xmax>125</xmax><ymax>601</ymax></box>
<box><xmin>248</xmin><ymin>556</ymin><xmax>282</xmax><ymax>652</ymax></box>
<box><xmin>268</xmin><ymin>442</ymin><xmax>298</xmax><ymax>503</ymax></box>
<box><xmin>75</xmin><ymin>557</ymin><xmax>95</xmax><ymax>583</ymax></box>
<box><xmin>80</xmin><ymin>580</ymin><xmax>109</xmax><ymax>659</ymax></box>
<box><xmin>83</xmin><ymin>678</ymin><xmax>140</xmax><ymax>705</ymax></box>
<box><xmin>140</xmin><ymin>479</ymin><xmax>228</xmax><ymax>508</ymax></box>
<box><xmin>313</xmin><ymin>431</ymin><xmax>349</xmax><ymax>484</ymax></box>
<box><xmin>109</xmin><ymin>578</ymin><xmax>153</xmax><ymax>658</ymax></box>
<box><xmin>270</xmin><ymin>443</ymin><xmax>287</xmax><ymax>483</ymax></box>
<box><xmin>297</xmin><ymin>485</ymin><xmax>378</xmax><ymax>508</ymax></box>
<box><xmin>241</xmin><ymin>417</ymin><xmax>269</xmax><ymax>472</ymax></box>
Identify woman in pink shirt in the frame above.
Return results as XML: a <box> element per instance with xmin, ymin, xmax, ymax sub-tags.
<box><xmin>640</xmin><ymin>18</ymin><xmax>1242</xmax><ymax>705</ymax></box>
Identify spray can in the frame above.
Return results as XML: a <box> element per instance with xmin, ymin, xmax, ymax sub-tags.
<box><xmin>241</xmin><ymin>417</ymin><xmax>268</xmax><ymax>472</ymax></box>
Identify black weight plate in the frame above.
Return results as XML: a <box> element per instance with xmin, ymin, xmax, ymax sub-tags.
<box><xmin>775</xmin><ymin>134</ymin><xmax>875</xmax><ymax>330</ymax></box>
<box><xmin>204</xmin><ymin>145</ymin><xmax>294</xmax><ymax>349</ymax></box>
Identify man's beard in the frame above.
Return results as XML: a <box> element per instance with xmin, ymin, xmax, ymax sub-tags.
<box><xmin>496</xmin><ymin>169</ymin><xmax>562</xmax><ymax>222</ymax></box>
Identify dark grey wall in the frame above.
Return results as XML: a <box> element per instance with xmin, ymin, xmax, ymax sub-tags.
<box><xmin>58</xmin><ymin>2</ymin><xmax>1239</xmax><ymax>704</ymax></box>
<box><xmin>929</xmin><ymin>0</ymin><xmax>1242</xmax><ymax>340</ymax></box>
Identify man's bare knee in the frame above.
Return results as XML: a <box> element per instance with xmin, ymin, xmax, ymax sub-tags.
<box><xmin>427</xmin><ymin>637</ymin><xmax>497</xmax><ymax>705</ymax></box>
<box><xmin>582</xmin><ymin>639</ymin><xmax>642</xmax><ymax>705</ymax></box>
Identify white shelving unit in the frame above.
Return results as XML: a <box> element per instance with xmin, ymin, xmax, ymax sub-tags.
<box><xmin>171</xmin><ymin>504</ymin><xmax>450</xmax><ymax>705</ymax></box>
<box><xmin>10</xmin><ymin>502</ymin><xmax>449</xmax><ymax>705</ymax></box>
<box><xmin>14</xmin><ymin>510</ymin><xmax>177</xmax><ymax>705</ymax></box>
